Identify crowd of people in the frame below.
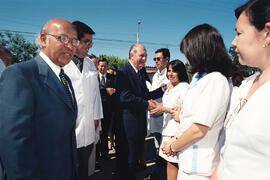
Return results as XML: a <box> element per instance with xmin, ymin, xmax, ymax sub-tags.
<box><xmin>1</xmin><ymin>0</ymin><xmax>270</xmax><ymax>179</ymax></box>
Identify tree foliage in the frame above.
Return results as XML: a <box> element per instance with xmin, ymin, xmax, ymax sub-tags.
<box><xmin>184</xmin><ymin>63</ymin><xmax>194</xmax><ymax>82</ymax></box>
<box><xmin>0</xmin><ymin>32</ymin><xmax>38</xmax><ymax>64</ymax></box>
<box><xmin>229</xmin><ymin>46</ymin><xmax>259</xmax><ymax>76</ymax></box>
<box><xmin>98</xmin><ymin>54</ymin><xmax>128</xmax><ymax>71</ymax></box>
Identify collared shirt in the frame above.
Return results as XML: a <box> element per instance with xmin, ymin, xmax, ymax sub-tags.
<box><xmin>72</xmin><ymin>56</ymin><xmax>84</xmax><ymax>72</ymax></box>
<box><xmin>148</xmin><ymin>68</ymin><xmax>169</xmax><ymax>133</ymax></box>
<box><xmin>129</xmin><ymin>61</ymin><xmax>139</xmax><ymax>73</ymax></box>
<box><xmin>154</xmin><ymin>68</ymin><xmax>167</xmax><ymax>85</ymax></box>
<box><xmin>39</xmin><ymin>51</ymin><xmax>61</xmax><ymax>80</ymax></box>
<box><xmin>0</xmin><ymin>58</ymin><xmax>6</xmax><ymax>77</ymax></box>
<box><xmin>218</xmin><ymin>72</ymin><xmax>270</xmax><ymax>180</ymax></box>
<box><xmin>99</xmin><ymin>72</ymin><xmax>107</xmax><ymax>82</ymax></box>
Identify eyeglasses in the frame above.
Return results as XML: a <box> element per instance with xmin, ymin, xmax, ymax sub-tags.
<box><xmin>81</xmin><ymin>40</ymin><xmax>93</xmax><ymax>46</ymax></box>
<box><xmin>153</xmin><ymin>57</ymin><xmax>162</xmax><ymax>61</ymax></box>
<box><xmin>46</xmin><ymin>34</ymin><xmax>80</xmax><ymax>47</ymax></box>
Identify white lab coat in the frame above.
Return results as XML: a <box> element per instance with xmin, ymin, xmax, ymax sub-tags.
<box><xmin>64</xmin><ymin>57</ymin><xmax>103</xmax><ymax>148</ymax></box>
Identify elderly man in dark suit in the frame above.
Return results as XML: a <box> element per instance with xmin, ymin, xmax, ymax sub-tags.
<box><xmin>0</xmin><ymin>19</ymin><xmax>79</xmax><ymax>180</ymax></box>
<box><xmin>115</xmin><ymin>44</ymin><xmax>164</xmax><ymax>180</ymax></box>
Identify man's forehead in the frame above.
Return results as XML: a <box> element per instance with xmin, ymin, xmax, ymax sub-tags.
<box><xmin>81</xmin><ymin>34</ymin><xmax>92</xmax><ymax>40</ymax></box>
<box><xmin>49</xmin><ymin>23</ymin><xmax>77</xmax><ymax>38</ymax></box>
<box><xmin>155</xmin><ymin>52</ymin><xmax>163</xmax><ymax>57</ymax></box>
<box><xmin>136</xmin><ymin>47</ymin><xmax>146</xmax><ymax>54</ymax></box>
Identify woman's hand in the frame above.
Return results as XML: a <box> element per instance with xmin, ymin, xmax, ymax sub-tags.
<box><xmin>170</xmin><ymin>105</ymin><xmax>181</xmax><ymax>122</ymax></box>
<box><xmin>161</xmin><ymin>137</ymin><xmax>177</xmax><ymax>157</ymax></box>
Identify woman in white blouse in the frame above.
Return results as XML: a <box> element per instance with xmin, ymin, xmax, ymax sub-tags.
<box><xmin>211</xmin><ymin>0</ymin><xmax>270</xmax><ymax>180</ymax></box>
<box><xmin>150</xmin><ymin>59</ymin><xmax>189</xmax><ymax>180</ymax></box>
<box><xmin>161</xmin><ymin>24</ymin><xmax>233</xmax><ymax>180</ymax></box>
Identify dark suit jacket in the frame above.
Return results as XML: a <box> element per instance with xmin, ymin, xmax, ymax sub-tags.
<box><xmin>0</xmin><ymin>55</ymin><xmax>78</xmax><ymax>180</ymax></box>
<box><xmin>98</xmin><ymin>73</ymin><xmax>116</xmax><ymax>104</ymax></box>
<box><xmin>116</xmin><ymin>62</ymin><xmax>163</xmax><ymax>139</ymax></box>
<box><xmin>115</xmin><ymin>62</ymin><xmax>163</xmax><ymax>171</ymax></box>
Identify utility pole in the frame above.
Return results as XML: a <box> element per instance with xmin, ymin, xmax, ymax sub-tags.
<box><xmin>137</xmin><ymin>20</ymin><xmax>141</xmax><ymax>44</ymax></box>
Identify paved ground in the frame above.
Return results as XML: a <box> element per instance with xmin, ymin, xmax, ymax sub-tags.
<box><xmin>91</xmin><ymin>137</ymin><xmax>162</xmax><ymax>180</ymax></box>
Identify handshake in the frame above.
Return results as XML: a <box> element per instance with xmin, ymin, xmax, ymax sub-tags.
<box><xmin>148</xmin><ymin>100</ymin><xmax>181</xmax><ymax>122</ymax></box>
<box><xmin>147</xmin><ymin>99</ymin><xmax>159</xmax><ymax>112</ymax></box>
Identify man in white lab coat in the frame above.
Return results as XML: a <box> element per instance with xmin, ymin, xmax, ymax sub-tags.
<box><xmin>64</xmin><ymin>21</ymin><xmax>103</xmax><ymax>180</ymax></box>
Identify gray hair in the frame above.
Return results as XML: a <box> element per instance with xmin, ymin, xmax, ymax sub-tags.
<box><xmin>35</xmin><ymin>23</ymin><xmax>49</xmax><ymax>48</ymax></box>
<box><xmin>129</xmin><ymin>44</ymin><xmax>143</xmax><ymax>59</ymax></box>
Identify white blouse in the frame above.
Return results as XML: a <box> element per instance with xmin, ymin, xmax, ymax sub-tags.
<box><xmin>178</xmin><ymin>72</ymin><xmax>231</xmax><ymax>176</ymax></box>
<box><xmin>218</xmin><ymin>72</ymin><xmax>270</xmax><ymax>180</ymax></box>
<box><xmin>161</xmin><ymin>82</ymin><xmax>189</xmax><ymax>136</ymax></box>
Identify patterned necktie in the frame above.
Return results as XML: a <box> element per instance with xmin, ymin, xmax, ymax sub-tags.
<box><xmin>59</xmin><ymin>68</ymin><xmax>74</xmax><ymax>106</ymax></box>
<box><xmin>73</xmin><ymin>56</ymin><xmax>83</xmax><ymax>72</ymax></box>
<box><xmin>101</xmin><ymin>75</ymin><xmax>106</xmax><ymax>86</ymax></box>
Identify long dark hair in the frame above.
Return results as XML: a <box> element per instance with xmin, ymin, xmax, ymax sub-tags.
<box><xmin>180</xmin><ymin>24</ymin><xmax>233</xmax><ymax>77</ymax></box>
<box><xmin>167</xmin><ymin>60</ymin><xmax>189</xmax><ymax>83</ymax></box>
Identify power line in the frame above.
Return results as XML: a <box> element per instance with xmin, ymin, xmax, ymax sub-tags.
<box><xmin>0</xmin><ymin>29</ymin><xmax>178</xmax><ymax>47</ymax></box>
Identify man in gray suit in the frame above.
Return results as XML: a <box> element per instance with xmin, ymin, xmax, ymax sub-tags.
<box><xmin>0</xmin><ymin>19</ymin><xmax>79</xmax><ymax>180</ymax></box>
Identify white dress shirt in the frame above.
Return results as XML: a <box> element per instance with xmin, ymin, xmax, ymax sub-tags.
<box><xmin>39</xmin><ymin>51</ymin><xmax>61</xmax><ymax>80</ymax></box>
<box><xmin>178</xmin><ymin>72</ymin><xmax>231</xmax><ymax>176</ymax></box>
<box><xmin>218</xmin><ymin>72</ymin><xmax>270</xmax><ymax>180</ymax></box>
<box><xmin>148</xmin><ymin>68</ymin><xmax>169</xmax><ymax>134</ymax></box>
<box><xmin>99</xmin><ymin>72</ymin><xmax>107</xmax><ymax>84</ymax></box>
<box><xmin>64</xmin><ymin>56</ymin><xmax>103</xmax><ymax>148</ymax></box>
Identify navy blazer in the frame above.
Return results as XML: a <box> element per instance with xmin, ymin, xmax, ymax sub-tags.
<box><xmin>0</xmin><ymin>55</ymin><xmax>78</xmax><ymax>180</ymax></box>
<box><xmin>115</xmin><ymin>62</ymin><xmax>163</xmax><ymax>140</ymax></box>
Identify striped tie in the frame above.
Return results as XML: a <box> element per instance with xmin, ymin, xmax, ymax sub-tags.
<box><xmin>59</xmin><ymin>68</ymin><xmax>74</xmax><ymax>106</ymax></box>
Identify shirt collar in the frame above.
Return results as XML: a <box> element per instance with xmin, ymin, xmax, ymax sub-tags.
<box><xmin>72</xmin><ymin>56</ymin><xmax>84</xmax><ymax>65</ymax></box>
<box><xmin>129</xmin><ymin>61</ymin><xmax>139</xmax><ymax>73</ymax></box>
<box><xmin>39</xmin><ymin>51</ymin><xmax>61</xmax><ymax>80</ymax></box>
<box><xmin>99</xmin><ymin>72</ymin><xmax>106</xmax><ymax>78</ymax></box>
<box><xmin>157</xmin><ymin>68</ymin><xmax>167</xmax><ymax>76</ymax></box>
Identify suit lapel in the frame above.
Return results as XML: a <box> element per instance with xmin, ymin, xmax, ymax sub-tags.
<box><xmin>127</xmin><ymin>63</ymin><xmax>147</xmax><ymax>95</ymax></box>
<box><xmin>35</xmin><ymin>55</ymin><xmax>75</xmax><ymax>112</ymax></box>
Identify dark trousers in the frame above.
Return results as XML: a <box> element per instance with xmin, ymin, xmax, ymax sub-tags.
<box><xmin>115</xmin><ymin>131</ymin><xmax>145</xmax><ymax>180</ymax></box>
<box><xmin>99</xmin><ymin>102</ymin><xmax>112</xmax><ymax>158</ymax></box>
<box><xmin>77</xmin><ymin>144</ymin><xmax>94</xmax><ymax>180</ymax></box>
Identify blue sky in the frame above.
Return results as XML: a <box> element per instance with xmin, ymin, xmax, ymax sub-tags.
<box><xmin>1</xmin><ymin>0</ymin><xmax>247</xmax><ymax>66</ymax></box>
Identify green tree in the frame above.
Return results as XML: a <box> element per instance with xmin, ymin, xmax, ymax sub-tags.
<box><xmin>0</xmin><ymin>32</ymin><xmax>38</xmax><ymax>64</ymax></box>
<box><xmin>184</xmin><ymin>63</ymin><xmax>194</xmax><ymax>82</ymax></box>
<box><xmin>98</xmin><ymin>54</ymin><xmax>128</xmax><ymax>71</ymax></box>
<box><xmin>229</xmin><ymin>46</ymin><xmax>259</xmax><ymax>76</ymax></box>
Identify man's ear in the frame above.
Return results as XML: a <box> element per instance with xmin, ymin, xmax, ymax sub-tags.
<box><xmin>166</xmin><ymin>57</ymin><xmax>169</xmax><ymax>64</ymax></box>
<box><xmin>129</xmin><ymin>53</ymin><xmax>133</xmax><ymax>60</ymax></box>
<box><xmin>40</xmin><ymin>33</ymin><xmax>47</xmax><ymax>48</ymax></box>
